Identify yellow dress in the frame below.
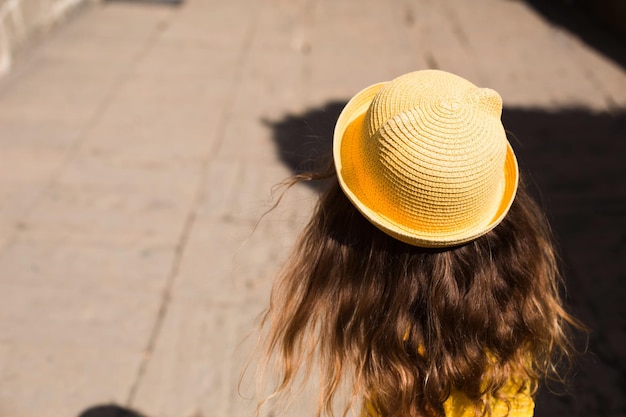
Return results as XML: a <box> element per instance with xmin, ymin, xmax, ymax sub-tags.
<box><xmin>364</xmin><ymin>379</ymin><xmax>534</xmax><ymax>417</ymax></box>
<box><xmin>442</xmin><ymin>382</ymin><xmax>534</xmax><ymax>417</ymax></box>
<box><xmin>363</xmin><ymin>335</ymin><xmax>535</xmax><ymax>416</ymax></box>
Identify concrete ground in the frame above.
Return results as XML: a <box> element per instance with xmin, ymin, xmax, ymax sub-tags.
<box><xmin>0</xmin><ymin>0</ymin><xmax>624</xmax><ymax>416</ymax></box>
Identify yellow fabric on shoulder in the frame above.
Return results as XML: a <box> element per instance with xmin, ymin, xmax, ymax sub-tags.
<box><xmin>363</xmin><ymin>379</ymin><xmax>534</xmax><ymax>417</ymax></box>
<box><xmin>442</xmin><ymin>380</ymin><xmax>535</xmax><ymax>417</ymax></box>
<box><xmin>363</xmin><ymin>333</ymin><xmax>535</xmax><ymax>416</ymax></box>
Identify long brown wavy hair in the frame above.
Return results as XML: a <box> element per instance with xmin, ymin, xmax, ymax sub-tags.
<box><xmin>256</xmin><ymin>168</ymin><xmax>580</xmax><ymax>417</ymax></box>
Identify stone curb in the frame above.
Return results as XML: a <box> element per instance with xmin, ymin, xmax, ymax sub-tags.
<box><xmin>0</xmin><ymin>0</ymin><xmax>97</xmax><ymax>77</ymax></box>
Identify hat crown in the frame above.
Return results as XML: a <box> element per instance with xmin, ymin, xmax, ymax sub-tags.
<box><xmin>365</xmin><ymin>71</ymin><xmax>502</xmax><ymax>138</ymax></box>
<box><xmin>360</xmin><ymin>71</ymin><xmax>509</xmax><ymax>236</ymax></box>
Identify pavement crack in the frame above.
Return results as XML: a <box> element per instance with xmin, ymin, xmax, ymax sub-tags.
<box><xmin>208</xmin><ymin>3</ymin><xmax>259</xmax><ymax>160</ymax></box>
<box><xmin>125</xmin><ymin>3</ymin><xmax>261</xmax><ymax>406</ymax></box>
<box><xmin>125</xmin><ymin>208</ymin><xmax>199</xmax><ymax>405</ymax></box>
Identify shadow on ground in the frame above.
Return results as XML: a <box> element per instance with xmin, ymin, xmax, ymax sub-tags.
<box><xmin>265</xmin><ymin>103</ymin><xmax>626</xmax><ymax>417</ymax></box>
<box><xmin>524</xmin><ymin>0</ymin><xmax>626</xmax><ymax>70</ymax></box>
<box><xmin>78</xmin><ymin>404</ymin><xmax>147</xmax><ymax>417</ymax></box>
<box><xmin>261</xmin><ymin>102</ymin><xmax>343</xmax><ymax>176</ymax></box>
<box><xmin>503</xmin><ymin>108</ymin><xmax>626</xmax><ymax>417</ymax></box>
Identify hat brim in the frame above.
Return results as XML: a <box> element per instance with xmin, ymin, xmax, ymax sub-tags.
<box><xmin>333</xmin><ymin>82</ymin><xmax>519</xmax><ymax>248</ymax></box>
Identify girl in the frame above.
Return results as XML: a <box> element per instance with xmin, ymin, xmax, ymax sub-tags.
<box><xmin>256</xmin><ymin>70</ymin><xmax>579</xmax><ymax>417</ymax></box>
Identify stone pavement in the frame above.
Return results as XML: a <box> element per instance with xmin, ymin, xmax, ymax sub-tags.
<box><xmin>0</xmin><ymin>0</ymin><xmax>624</xmax><ymax>416</ymax></box>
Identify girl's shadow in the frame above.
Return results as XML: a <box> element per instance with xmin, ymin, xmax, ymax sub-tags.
<box><xmin>263</xmin><ymin>101</ymin><xmax>346</xmax><ymax>190</ymax></box>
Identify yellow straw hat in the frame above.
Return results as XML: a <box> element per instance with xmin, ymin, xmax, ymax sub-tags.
<box><xmin>333</xmin><ymin>70</ymin><xmax>519</xmax><ymax>248</ymax></box>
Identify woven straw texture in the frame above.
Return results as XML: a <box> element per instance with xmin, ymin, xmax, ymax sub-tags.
<box><xmin>333</xmin><ymin>70</ymin><xmax>518</xmax><ymax>247</ymax></box>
